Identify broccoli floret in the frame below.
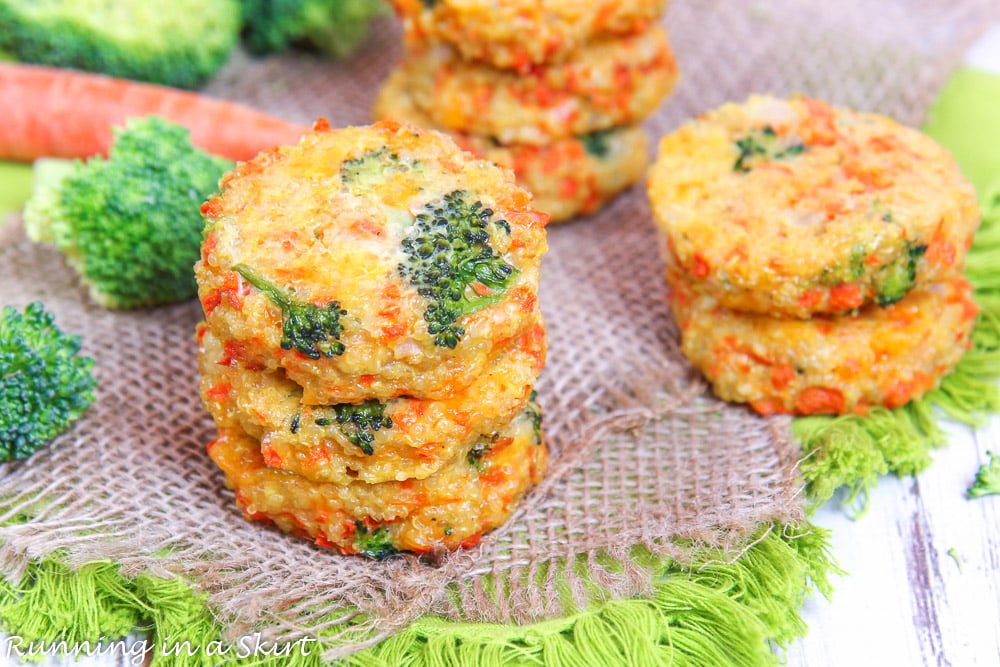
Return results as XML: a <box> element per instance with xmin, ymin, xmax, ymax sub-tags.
<box><xmin>399</xmin><ymin>190</ymin><xmax>519</xmax><ymax>349</ymax></box>
<box><xmin>240</xmin><ymin>0</ymin><xmax>388</xmax><ymax>59</ymax></box>
<box><xmin>733</xmin><ymin>126</ymin><xmax>806</xmax><ymax>172</ymax></box>
<box><xmin>0</xmin><ymin>302</ymin><xmax>96</xmax><ymax>461</ymax></box>
<box><xmin>467</xmin><ymin>434</ymin><xmax>497</xmax><ymax>471</ymax></box>
<box><xmin>315</xmin><ymin>400</ymin><xmax>392</xmax><ymax>455</ymax></box>
<box><xmin>0</xmin><ymin>0</ymin><xmax>240</xmax><ymax>89</ymax></box>
<box><xmin>581</xmin><ymin>129</ymin><xmax>614</xmax><ymax>159</ymax></box>
<box><xmin>352</xmin><ymin>522</ymin><xmax>397</xmax><ymax>559</ymax></box>
<box><xmin>874</xmin><ymin>242</ymin><xmax>926</xmax><ymax>307</ymax></box>
<box><xmin>468</xmin><ymin>396</ymin><xmax>543</xmax><ymax>470</ymax></box>
<box><xmin>818</xmin><ymin>244</ymin><xmax>867</xmax><ymax>287</ymax></box>
<box><xmin>968</xmin><ymin>451</ymin><xmax>1000</xmax><ymax>499</ymax></box>
<box><xmin>24</xmin><ymin>117</ymin><xmax>233</xmax><ymax>310</ymax></box>
<box><xmin>233</xmin><ymin>264</ymin><xmax>348</xmax><ymax>360</ymax></box>
<box><xmin>340</xmin><ymin>146</ymin><xmax>417</xmax><ymax>195</ymax></box>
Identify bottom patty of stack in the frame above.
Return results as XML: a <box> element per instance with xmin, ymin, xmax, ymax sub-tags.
<box><xmin>668</xmin><ymin>274</ymin><xmax>978</xmax><ymax>416</ymax></box>
<box><xmin>206</xmin><ymin>399</ymin><xmax>547</xmax><ymax>557</ymax></box>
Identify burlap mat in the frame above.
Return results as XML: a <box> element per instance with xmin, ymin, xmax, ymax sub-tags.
<box><xmin>1</xmin><ymin>0</ymin><xmax>996</xmax><ymax>658</ymax></box>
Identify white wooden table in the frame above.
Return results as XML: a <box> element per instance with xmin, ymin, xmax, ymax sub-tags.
<box><xmin>786</xmin><ymin>418</ymin><xmax>1000</xmax><ymax>666</ymax></box>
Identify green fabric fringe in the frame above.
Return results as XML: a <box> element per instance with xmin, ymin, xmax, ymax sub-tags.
<box><xmin>0</xmin><ymin>523</ymin><xmax>836</xmax><ymax>666</ymax></box>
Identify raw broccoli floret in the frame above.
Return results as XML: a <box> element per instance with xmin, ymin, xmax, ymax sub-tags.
<box><xmin>0</xmin><ymin>302</ymin><xmax>96</xmax><ymax>461</ymax></box>
<box><xmin>24</xmin><ymin>116</ymin><xmax>232</xmax><ymax>310</ymax></box>
<box><xmin>315</xmin><ymin>400</ymin><xmax>392</xmax><ymax>455</ymax></box>
<box><xmin>968</xmin><ymin>451</ymin><xmax>1000</xmax><ymax>499</ymax></box>
<box><xmin>399</xmin><ymin>190</ymin><xmax>519</xmax><ymax>349</ymax></box>
<box><xmin>352</xmin><ymin>522</ymin><xmax>397</xmax><ymax>559</ymax></box>
<box><xmin>240</xmin><ymin>0</ymin><xmax>388</xmax><ymax>59</ymax></box>
<box><xmin>0</xmin><ymin>0</ymin><xmax>240</xmax><ymax>89</ymax></box>
<box><xmin>233</xmin><ymin>264</ymin><xmax>348</xmax><ymax>360</ymax></box>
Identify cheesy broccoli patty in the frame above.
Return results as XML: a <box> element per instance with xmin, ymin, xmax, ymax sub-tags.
<box><xmin>196</xmin><ymin>120</ymin><xmax>548</xmax><ymax>403</ymax></box>
<box><xmin>648</xmin><ymin>95</ymin><xmax>980</xmax><ymax>318</ymax></box>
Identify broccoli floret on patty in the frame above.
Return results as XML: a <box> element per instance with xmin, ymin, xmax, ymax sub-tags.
<box><xmin>399</xmin><ymin>190</ymin><xmax>519</xmax><ymax>349</ymax></box>
<box><xmin>233</xmin><ymin>264</ymin><xmax>348</xmax><ymax>360</ymax></box>
<box><xmin>733</xmin><ymin>126</ymin><xmax>806</xmax><ymax>172</ymax></box>
<box><xmin>352</xmin><ymin>522</ymin><xmax>398</xmax><ymax>559</ymax></box>
<box><xmin>874</xmin><ymin>243</ymin><xmax>927</xmax><ymax>307</ymax></box>
<box><xmin>314</xmin><ymin>400</ymin><xmax>392</xmax><ymax>455</ymax></box>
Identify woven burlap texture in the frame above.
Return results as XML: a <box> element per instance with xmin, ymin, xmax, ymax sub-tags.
<box><xmin>1</xmin><ymin>0</ymin><xmax>997</xmax><ymax>659</ymax></box>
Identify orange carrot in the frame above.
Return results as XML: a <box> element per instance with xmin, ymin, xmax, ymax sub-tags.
<box><xmin>0</xmin><ymin>63</ymin><xmax>310</xmax><ymax>162</ymax></box>
<box><xmin>794</xmin><ymin>386</ymin><xmax>846</xmax><ymax>415</ymax></box>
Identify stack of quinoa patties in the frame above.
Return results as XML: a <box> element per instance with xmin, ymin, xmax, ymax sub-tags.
<box><xmin>648</xmin><ymin>95</ymin><xmax>982</xmax><ymax>417</ymax></box>
<box><xmin>374</xmin><ymin>0</ymin><xmax>678</xmax><ymax>223</ymax></box>
<box><xmin>195</xmin><ymin>120</ymin><xmax>549</xmax><ymax>557</ymax></box>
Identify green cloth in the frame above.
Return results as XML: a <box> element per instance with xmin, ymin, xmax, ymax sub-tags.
<box><xmin>0</xmin><ymin>161</ymin><xmax>34</xmax><ymax>218</ymax></box>
<box><xmin>923</xmin><ymin>67</ymin><xmax>1000</xmax><ymax>195</ymax></box>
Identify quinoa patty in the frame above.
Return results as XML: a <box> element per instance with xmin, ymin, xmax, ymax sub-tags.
<box><xmin>207</xmin><ymin>403</ymin><xmax>547</xmax><ymax>556</ymax></box>
<box><xmin>390</xmin><ymin>0</ymin><xmax>668</xmax><ymax>71</ymax></box>
<box><xmin>198</xmin><ymin>320</ymin><xmax>545</xmax><ymax>485</ymax></box>
<box><xmin>373</xmin><ymin>67</ymin><xmax>649</xmax><ymax>223</ymax></box>
<box><xmin>397</xmin><ymin>26</ymin><xmax>677</xmax><ymax>145</ymax></box>
<box><xmin>668</xmin><ymin>273</ymin><xmax>978</xmax><ymax>415</ymax></box>
<box><xmin>196</xmin><ymin>120</ymin><xmax>548</xmax><ymax>403</ymax></box>
<box><xmin>648</xmin><ymin>95</ymin><xmax>980</xmax><ymax>318</ymax></box>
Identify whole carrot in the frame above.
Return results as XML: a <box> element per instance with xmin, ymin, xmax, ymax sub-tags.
<box><xmin>0</xmin><ymin>63</ymin><xmax>310</xmax><ymax>162</ymax></box>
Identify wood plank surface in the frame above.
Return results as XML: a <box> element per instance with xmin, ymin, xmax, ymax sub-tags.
<box><xmin>786</xmin><ymin>417</ymin><xmax>1000</xmax><ymax>666</ymax></box>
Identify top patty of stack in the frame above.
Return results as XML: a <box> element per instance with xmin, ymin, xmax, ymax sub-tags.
<box><xmin>390</xmin><ymin>0</ymin><xmax>668</xmax><ymax>71</ymax></box>
<box><xmin>647</xmin><ymin>95</ymin><xmax>980</xmax><ymax>319</ymax></box>
<box><xmin>196</xmin><ymin>120</ymin><xmax>548</xmax><ymax>404</ymax></box>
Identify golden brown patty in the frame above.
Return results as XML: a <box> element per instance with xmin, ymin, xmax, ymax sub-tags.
<box><xmin>207</xmin><ymin>404</ymin><xmax>547</xmax><ymax>555</ymax></box>
<box><xmin>648</xmin><ymin>95</ymin><xmax>980</xmax><ymax>318</ymax></box>
<box><xmin>197</xmin><ymin>320</ymin><xmax>545</xmax><ymax>484</ymax></box>
<box><xmin>390</xmin><ymin>0</ymin><xmax>668</xmax><ymax>71</ymax></box>
<box><xmin>196</xmin><ymin>120</ymin><xmax>548</xmax><ymax>403</ymax></box>
<box><xmin>397</xmin><ymin>27</ymin><xmax>677</xmax><ymax>145</ymax></box>
<box><xmin>373</xmin><ymin>67</ymin><xmax>649</xmax><ymax>223</ymax></box>
<box><xmin>668</xmin><ymin>273</ymin><xmax>978</xmax><ymax>415</ymax></box>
